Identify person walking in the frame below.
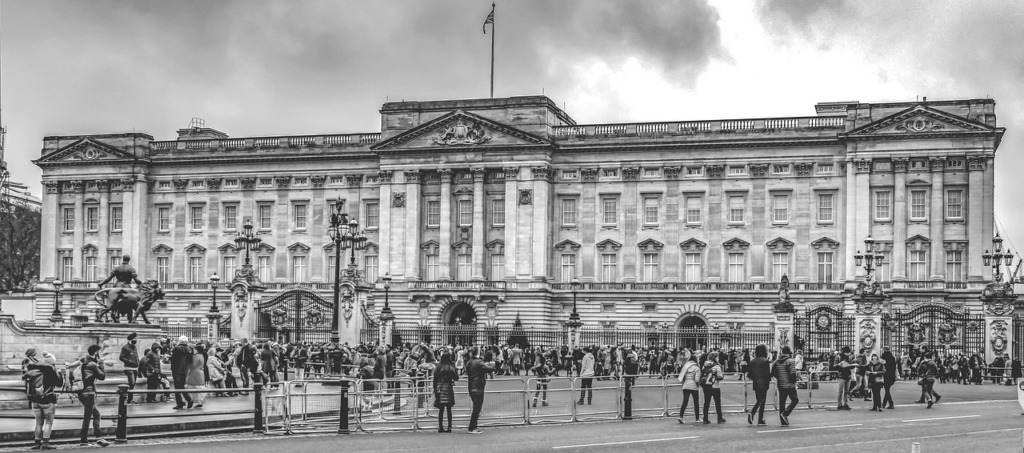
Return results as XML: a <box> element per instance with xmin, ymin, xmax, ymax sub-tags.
<box><xmin>701</xmin><ymin>351</ymin><xmax>726</xmax><ymax>424</ymax></box>
<box><xmin>25</xmin><ymin>352</ymin><xmax>62</xmax><ymax>450</ymax></box>
<box><xmin>577</xmin><ymin>346</ymin><xmax>595</xmax><ymax>406</ymax></box>
<box><xmin>77</xmin><ymin>345</ymin><xmax>110</xmax><ymax>447</ymax></box>
<box><xmin>881</xmin><ymin>347</ymin><xmax>898</xmax><ymax>409</ymax></box>
<box><xmin>919</xmin><ymin>353</ymin><xmax>940</xmax><ymax>408</ymax></box>
<box><xmin>531</xmin><ymin>358</ymin><xmax>552</xmax><ymax>407</ymax></box>
<box><xmin>746</xmin><ymin>344</ymin><xmax>771</xmax><ymax>426</ymax></box>
<box><xmin>465</xmin><ymin>346</ymin><xmax>495</xmax><ymax>434</ymax></box>
<box><xmin>433</xmin><ymin>352</ymin><xmax>458</xmax><ymax>433</ymax></box>
<box><xmin>866</xmin><ymin>353</ymin><xmax>886</xmax><ymax>411</ymax></box>
<box><xmin>170</xmin><ymin>336</ymin><xmax>194</xmax><ymax>410</ymax></box>
<box><xmin>141</xmin><ymin>345</ymin><xmax>162</xmax><ymax>403</ymax></box>
<box><xmin>771</xmin><ymin>346</ymin><xmax>799</xmax><ymax>426</ymax></box>
<box><xmin>676</xmin><ymin>352</ymin><xmax>701</xmax><ymax>424</ymax></box>
<box><xmin>186</xmin><ymin>344</ymin><xmax>208</xmax><ymax>408</ymax></box>
<box><xmin>261</xmin><ymin>343</ymin><xmax>279</xmax><ymax>383</ymax></box>
<box><xmin>835</xmin><ymin>346</ymin><xmax>856</xmax><ymax>410</ymax></box>
<box><xmin>119</xmin><ymin>333</ymin><xmax>140</xmax><ymax>405</ymax></box>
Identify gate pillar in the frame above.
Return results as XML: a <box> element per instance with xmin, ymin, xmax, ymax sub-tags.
<box><xmin>853</xmin><ymin>296</ymin><xmax>884</xmax><ymax>358</ymax></box>
<box><xmin>981</xmin><ymin>285</ymin><xmax>1015</xmax><ymax>363</ymax></box>
<box><xmin>230</xmin><ymin>282</ymin><xmax>264</xmax><ymax>340</ymax></box>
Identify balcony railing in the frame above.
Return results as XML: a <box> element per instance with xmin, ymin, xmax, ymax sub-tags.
<box><xmin>548</xmin><ymin>282</ymin><xmax>845</xmax><ymax>291</ymax></box>
<box><xmin>408</xmin><ymin>281</ymin><xmax>507</xmax><ymax>290</ymax></box>
<box><xmin>551</xmin><ymin>115</ymin><xmax>845</xmax><ymax>138</ymax></box>
<box><xmin>150</xmin><ymin>133</ymin><xmax>381</xmax><ymax>153</ymax></box>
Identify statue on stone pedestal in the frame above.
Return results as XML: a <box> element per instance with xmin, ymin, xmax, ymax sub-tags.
<box><xmin>773</xmin><ymin>275</ymin><xmax>795</xmax><ymax>312</ymax></box>
<box><xmin>93</xmin><ymin>279</ymin><xmax>165</xmax><ymax>324</ymax></box>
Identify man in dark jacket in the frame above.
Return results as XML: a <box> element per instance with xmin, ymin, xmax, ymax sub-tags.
<box><xmin>881</xmin><ymin>347</ymin><xmax>898</xmax><ymax>409</ymax></box>
<box><xmin>746</xmin><ymin>344</ymin><xmax>771</xmax><ymax>425</ymax></box>
<box><xmin>142</xmin><ymin>346</ymin><xmax>162</xmax><ymax>403</ymax></box>
<box><xmin>771</xmin><ymin>346</ymin><xmax>799</xmax><ymax>426</ymax></box>
<box><xmin>170</xmin><ymin>336</ymin><xmax>194</xmax><ymax>409</ymax></box>
<box><xmin>78</xmin><ymin>345</ymin><xmax>109</xmax><ymax>447</ymax></box>
<box><xmin>835</xmin><ymin>346</ymin><xmax>856</xmax><ymax>410</ymax></box>
<box><xmin>120</xmin><ymin>333</ymin><xmax>140</xmax><ymax>404</ymax></box>
<box><xmin>26</xmin><ymin>353</ymin><xmax>63</xmax><ymax>450</ymax></box>
<box><xmin>464</xmin><ymin>346</ymin><xmax>495</xmax><ymax>434</ymax></box>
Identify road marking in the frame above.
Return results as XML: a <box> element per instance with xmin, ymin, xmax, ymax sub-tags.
<box><xmin>901</xmin><ymin>414</ymin><xmax>980</xmax><ymax>423</ymax></box>
<box><xmin>757</xmin><ymin>423</ymin><xmax>862</xmax><ymax>433</ymax></box>
<box><xmin>552</xmin><ymin>436</ymin><xmax>699</xmax><ymax>449</ymax></box>
<box><xmin>752</xmin><ymin>428</ymin><xmax>1019</xmax><ymax>452</ymax></box>
<box><xmin>941</xmin><ymin>399</ymin><xmax>1014</xmax><ymax>405</ymax></box>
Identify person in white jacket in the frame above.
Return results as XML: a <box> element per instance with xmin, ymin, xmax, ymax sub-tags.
<box><xmin>577</xmin><ymin>347</ymin><xmax>596</xmax><ymax>405</ymax></box>
<box><xmin>676</xmin><ymin>350</ymin><xmax>701</xmax><ymax>424</ymax></box>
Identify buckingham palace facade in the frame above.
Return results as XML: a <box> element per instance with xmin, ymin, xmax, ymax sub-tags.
<box><xmin>32</xmin><ymin>95</ymin><xmax>1006</xmax><ymax>343</ymax></box>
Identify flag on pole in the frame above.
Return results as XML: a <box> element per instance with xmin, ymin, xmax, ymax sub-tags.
<box><xmin>483</xmin><ymin>3</ymin><xmax>494</xmax><ymax>34</ymax></box>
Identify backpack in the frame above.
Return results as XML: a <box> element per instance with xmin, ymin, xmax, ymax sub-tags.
<box><xmin>701</xmin><ymin>364</ymin><xmax>718</xmax><ymax>386</ymax></box>
<box><xmin>138</xmin><ymin>355</ymin><xmax>150</xmax><ymax>378</ymax></box>
<box><xmin>69</xmin><ymin>365</ymin><xmax>84</xmax><ymax>392</ymax></box>
<box><xmin>23</xmin><ymin>369</ymin><xmax>47</xmax><ymax>401</ymax></box>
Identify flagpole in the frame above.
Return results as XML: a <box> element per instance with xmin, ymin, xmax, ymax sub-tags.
<box><xmin>489</xmin><ymin>2</ymin><xmax>495</xmax><ymax>98</ymax></box>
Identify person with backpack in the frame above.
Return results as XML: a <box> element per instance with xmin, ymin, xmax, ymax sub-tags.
<box><xmin>676</xmin><ymin>351</ymin><xmax>701</xmax><ymax>424</ymax></box>
<box><xmin>746</xmin><ymin>344</ymin><xmax>771</xmax><ymax>426</ymax></box>
<box><xmin>170</xmin><ymin>336</ymin><xmax>194</xmax><ymax>409</ymax></box>
<box><xmin>140</xmin><ymin>345</ymin><xmax>162</xmax><ymax>403</ymax></box>
<box><xmin>700</xmin><ymin>351</ymin><xmax>726</xmax><ymax>424</ymax></box>
<box><xmin>771</xmin><ymin>346</ymin><xmax>800</xmax><ymax>426</ymax></box>
<box><xmin>577</xmin><ymin>346</ymin><xmax>595</xmax><ymax>406</ymax></box>
<box><xmin>77</xmin><ymin>345</ymin><xmax>109</xmax><ymax>447</ymax></box>
<box><xmin>531</xmin><ymin>358</ymin><xmax>553</xmax><ymax>407</ymax></box>
<box><xmin>25</xmin><ymin>351</ymin><xmax>62</xmax><ymax>450</ymax></box>
<box><xmin>918</xmin><ymin>352</ymin><xmax>940</xmax><ymax>408</ymax></box>
<box><xmin>835</xmin><ymin>346</ymin><xmax>856</xmax><ymax>410</ymax></box>
<box><xmin>120</xmin><ymin>333</ymin><xmax>140</xmax><ymax>405</ymax></box>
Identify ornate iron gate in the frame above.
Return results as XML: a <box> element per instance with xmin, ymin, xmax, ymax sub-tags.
<box><xmin>882</xmin><ymin>303</ymin><xmax>984</xmax><ymax>355</ymax></box>
<box><xmin>794</xmin><ymin>304</ymin><xmax>854</xmax><ymax>354</ymax></box>
<box><xmin>255</xmin><ymin>287</ymin><xmax>334</xmax><ymax>343</ymax></box>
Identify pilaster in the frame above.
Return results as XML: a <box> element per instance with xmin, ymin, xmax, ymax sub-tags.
<box><xmin>378</xmin><ymin>170</ymin><xmax>395</xmax><ymax>278</ymax></box>
<box><xmin>72</xmin><ymin>181</ymin><xmax>85</xmax><ymax>280</ymax></box>
<box><xmin>928</xmin><ymin>157</ymin><xmax>945</xmax><ymax>280</ymax></box>
<box><xmin>967</xmin><ymin>155</ymin><xmax>985</xmax><ymax>280</ymax></box>
<box><xmin>531</xmin><ymin>166</ymin><xmax>552</xmax><ymax>280</ymax></box>
<box><xmin>853</xmin><ymin>159</ymin><xmax>871</xmax><ymax>280</ymax></box>
<box><xmin>404</xmin><ymin>171</ymin><xmax>422</xmax><ymax>280</ymax></box>
<box><xmin>502</xmin><ymin>167</ymin><xmax>520</xmax><ymax>280</ymax></box>
<box><xmin>40</xmin><ymin>181</ymin><xmax>59</xmax><ymax>280</ymax></box>
<box><xmin>472</xmin><ymin>168</ymin><xmax>486</xmax><ymax>280</ymax></box>
<box><xmin>892</xmin><ymin>158</ymin><xmax>908</xmax><ymax>280</ymax></box>
<box><xmin>438</xmin><ymin>169</ymin><xmax>452</xmax><ymax>280</ymax></box>
<box><xmin>97</xmin><ymin>180</ymin><xmax>110</xmax><ymax>277</ymax></box>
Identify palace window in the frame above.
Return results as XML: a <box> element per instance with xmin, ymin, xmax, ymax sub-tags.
<box><xmin>601</xmin><ymin>253</ymin><xmax>617</xmax><ymax>282</ymax></box>
<box><xmin>156</xmin><ymin>257</ymin><xmax>169</xmax><ymax>283</ymax></box>
<box><xmin>729</xmin><ymin>195</ymin><xmax>745</xmax><ymax>224</ymax></box>
<box><xmin>818</xmin><ymin>163</ymin><xmax>835</xmax><ymax>173</ymax></box>
<box><xmin>771</xmin><ymin>252</ymin><xmax>789</xmax><ymax>281</ymax></box>
<box><xmin>643</xmin><ymin>168</ymin><xmax>661</xmax><ymax>178</ymax></box>
<box><xmin>157</xmin><ymin>207</ymin><xmax>170</xmax><ymax>232</ymax></box>
<box><xmin>86</xmin><ymin>206</ymin><xmax>98</xmax><ymax>232</ymax></box>
<box><xmin>108</xmin><ymin>250</ymin><xmax>121</xmax><ymax>273</ymax></box>
<box><xmin>727</xmin><ymin>253</ymin><xmax>745</xmax><ymax>282</ymax></box>
<box><xmin>291</xmin><ymin>256</ymin><xmax>307</xmax><ymax>282</ymax></box>
<box><xmin>109</xmin><ymin>205</ymin><xmax>123</xmax><ymax>232</ymax></box>
<box><xmin>946</xmin><ymin>189</ymin><xmax>964</xmax><ymax>220</ymax></box>
<box><xmin>817</xmin><ymin>193</ymin><xmax>834</xmax><ymax>223</ymax></box>
<box><xmin>257</xmin><ymin>256</ymin><xmax>271</xmax><ymax>282</ymax></box>
<box><xmin>642</xmin><ymin>253</ymin><xmax>659</xmax><ymax>282</ymax></box>
<box><xmin>817</xmin><ymin>252</ymin><xmax>834</xmax><ymax>283</ymax></box>
<box><xmin>62</xmin><ymin>207</ymin><xmax>74</xmax><ymax>232</ymax></box>
<box><xmin>946</xmin><ymin>250</ymin><xmax>964</xmax><ymax>281</ymax></box>
<box><xmin>426</xmin><ymin>200</ymin><xmax>441</xmax><ymax>227</ymax></box>
<box><xmin>876</xmin><ymin>251</ymin><xmax>891</xmax><ymax>282</ymax></box>
<box><xmin>492</xmin><ymin>199</ymin><xmax>505</xmax><ymax>226</ymax></box>
<box><xmin>728</xmin><ymin>166</ymin><xmax>747</xmax><ymax>176</ymax></box>
<box><xmin>223</xmin><ymin>204</ymin><xmax>238</xmax><ymax>230</ymax></box>
<box><xmin>190</xmin><ymin>205</ymin><xmax>204</xmax><ymax>231</ymax></box>
<box><xmin>258</xmin><ymin>204</ymin><xmax>272</xmax><ymax>230</ymax></box>
<box><xmin>685</xmin><ymin>253</ymin><xmax>701</xmax><ymax>282</ymax></box>
<box><xmin>772</xmin><ymin>164</ymin><xmax>791</xmax><ymax>175</ymax></box>
<box><xmin>85</xmin><ymin>256</ymin><xmax>97</xmax><ymax>281</ymax></box>
<box><xmin>874</xmin><ymin>191</ymin><xmax>891</xmax><ymax>221</ymax></box>
<box><xmin>772</xmin><ymin>194</ymin><xmax>789</xmax><ymax>223</ymax></box>
<box><xmin>365</xmin><ymin>202</ymin><xmax>380</xmax><ymax>229</ymax></box>
<box><xmin>686</xmin><ymin>166</ymin><xmax>703</xmax><ymax>176</ymax></box>
<box><xmin>685</xmin><ymin>196</ymin><xmax>702</xmax><ymax>225</ymax></box>
<box><xmin>425</xmin><ymin>253</ymin><xmax>439</xmax><ymax>280</ymax></box>
<box><xmin>457</xmin><ymin>199</ymin><xmax>472</xmax><ymax>227</ymax></box>
<box><xmin>909</xmin><ymin>250</ymin><xmax>928</xmax><ymax>280</ymax></box>
<box><xmin>365</xmin><ymin>255</ymin><xmax>379</xmax><ymax>283</ymax></box>
<box><xmin>489</xmin><ymin>253</ymin><xmax>504</xmax><ymax>280</ymax></box>
<box><xmin>561</xmin><ymin>198</ymin><xmax>577</xmax><ymax>226</ymax></box>
<box><xmin>223</xmin><ymin>255</ymin><xmax>236</xmax><ymax>281</ymax></box>
<box><xmin>910</xmin><ymin>190</ymin><xmax>928</xmax><ymax>220</ymax></box>
<box><xmin>456</xmin><ymin>253</ymin><xmax>471</xmax><ymax>281</ymax></box>
<box><xmin>188</xmin><ymin>257</ymin><xmax>203</xmax><ymax>283</ymax></box>
<box><xmin>643</xmin><ymin>196</ymin><xmax>659</xmax><ymax>225</ymax></box>
<box><xmin>560</xmin><ymin>254</ymin><xmax>577</xmax><ymax>282</ymax></box>
<box><xmin>293</xmin><ymin>203</ymin><xmax>307</xmax><ymax>230</ymax></box>
<box><xmin>602</xmin><ymin>197</ymin><xmax>618</xmax><ymax>226</ymax></box>
<box><xmin>61</xmin><ymin>256</ymin><xmax>74</xmax><ymax>281</ymax></box>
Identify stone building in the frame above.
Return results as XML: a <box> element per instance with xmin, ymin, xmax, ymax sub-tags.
<box><xmin>31</xmin><ymin>95</ymin><xmax>1007</xmax><ymax>350</ymax></box>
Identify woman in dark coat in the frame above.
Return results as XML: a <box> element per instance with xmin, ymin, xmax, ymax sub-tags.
<box><xmin>433</xmin><ymin>352</ymin><xmax>459</xmax><ymax>433</ymax></box>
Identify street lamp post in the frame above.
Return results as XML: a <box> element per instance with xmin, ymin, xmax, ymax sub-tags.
<box><xmin>982</xmin><ymin>233</ymin><xmax>1015</xmax><ymax>283</ymax></box>
<box><xmin>566</xmin><ymin>278</ymin><xmax>582</xmax><ymax>349</ymax></box>
<box><xmin>234</xmin><ymin>219</ymin><xmax>263</xmax><ymax>274</ymax></box>
<box><xmin>207</xmin><ymin>273</ymin><xmax>222</xmax><ymax>340</ymax></box>
<box><xmin>209</xmin><ymin>273</ymin><xmax>220</xmax><ymax>313</ymax></box>
<box><xmin>327</xmin><ymin>197</ymin><xmax>368</xmax><ymax>346</ymax></box>
<box><xmin>853</xmin><ymin>235</ymin><xmax>886</xmax><ymax>281</ymax></box>
<box><xmin>48</xmin><ymin>279</ymin><xmax>64</xmax><ymax>326</ymax></box>
<box><xmin>378</xmin><ymin>273</ymin><xmax>394</xmax><ymax>347</ymax></box>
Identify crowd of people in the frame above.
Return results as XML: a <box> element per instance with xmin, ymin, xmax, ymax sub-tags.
<box><xmin>18</xmin><ymin>335</ymin><xmax>1024</xmax><ymax>446</ymax></box>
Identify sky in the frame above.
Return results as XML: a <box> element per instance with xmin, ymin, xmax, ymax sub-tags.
<box><xmin>2</xmin><ymin>0</ymin><xmax>1023</xmax><ymax>253</ymax></box>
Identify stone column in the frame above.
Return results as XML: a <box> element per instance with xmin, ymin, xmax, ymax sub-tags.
<box><xmin>928</xmin><ymin>157</ymin><xmax>945</xmax><ymax>280</ymax></box>
<box><xmin>40</xmin><ymin>181</ymin><xmax>59</xmax><ymax>280</ymax></box>
<box><xmin>404</xmin><ymin>171</ymin><xmax>422</xmax><ymax>280</ymax></box>
<box><xmin>97</xmin><ymin>181</ymin><xmax>110</xmax><ymax>277</ymax></box>
<box><xmin>130</xmin><ymin>177</ymin><xmax>148</xmax><ymax>272</ymax></box>
<box><xmin>472</xmin><ymin>168</ymin><xmax>486</xmax><ymax>280</ymax></box>
<box><xmin>531</xmin><ymin>167</ymin><xmax>552</xmax><ymax>280</ymax></box>
<box><xmin>377</xmin><ymin>171</ymin><xmax>395</xmax><ymax>279</ymax></box>
<box><xmin>892</xmin><ymin>158</ymin><xmax>908</xmax><ymax>280</ymax></box>
<box><xmin>502</xmin><ymin>167</ymin><xmax>519</xmax><ymax>280</ymax></box>
<box><xmin>844</xmin><ymin>160</ymin><xmax>858</xmax><ymax>282</ymax></box>
<box><xmin>967</xmin><ymin>156</ymin><xmax>986</xmax><ymax>281</ymax></box>
<box><xmin>71</xmin><ymin>181</ymin><xmax>85</xmax><ymax>280</ymax></box>
<box><xmin>853</xmin><ymin>159</ymin><xmax>871</xmax><ymax>279</ymax></box>
<box><xmin>438</xmin><ymin>169</ymin><xmax>453</xmax><ymax>280</ymax></box>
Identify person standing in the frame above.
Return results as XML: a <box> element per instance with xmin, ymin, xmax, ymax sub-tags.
<box><xmin>261</xmin><ymin>343</ymin><xmax>279</xmax><ymax>383</ymax></box>
<box><xmin>432</xmin><ymin>352</ymin><xmax>458</xmax><ymax>433</ymax></box>
<box><xmin>746</xmin><ymin>344</ymin><xmax>771</xmax><ymax>426</ymax></box>
<box><xmin>531</xmin><ymin>359</ymin><xmax>552</xmax><ymax>407</ymax></box>
<box><xmin>510</xmin><ymin>345</ymin><xmax>523</xmax><ymax>376</ymax></box>
<box><xmin>25</xmin><ymin>352</ymin><xmax>62</xmax><ymax>450</ymax></box>
<box><xmin>866</xmin><ymin>353</ymin><xmax>886</xmax><ymax>411</ymax></box>
<box><xmin>464</xmin><ymin>346</ymin><xmax>495</xmax><ymax>434</ymax></box>
<box><xmin>835</xmin><ymin>346</ymin><xmax>856</xmax><ymax>410</ymax></box>
<box><xmin>170</xmin><ymin>336</ymin><xmax>194</xmax><ymax>410</ymax></box>
<box><xmin>77</xmin><ymin>345</ymin><xmax>110</xmax><ymax>447</ymax></box>
<box><xmin>881</xmin><ymin>347</ymin><xmax>898</xmax><ymax>409</ymax></box>
<box><xmin>186</xmin><ymin>344</ymin><xmax>209</xmax><ymax>408</ymax></box>
<box><xmin>141</xmin><ymin>345</ymin><xmax>162</xmax><ymax>403</ymax></box>
<box><xmin>771</xmin><ymin>346</ymin><xmax>799</xmax><ymax>426</ymax></box>
<box><xmin>676</xmin><ymin>352</ymin><xmax>701</xmax><ymax>424</ymax></box>
<box><xmin>120</xmin><ymin>333</ymin><xmax>140</xmax><ymax>405</ymax></box>
<box><xmin>701</xmin><ymin>351</ymin><xmax>726</xmax><ymax>424</ymax></box>
<box><xmin>577</xmin><ymin>346</ymin><xmax>595</xmax><ymax>406</ymax></box>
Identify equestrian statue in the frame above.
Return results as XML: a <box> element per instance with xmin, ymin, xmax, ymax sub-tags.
<box><xmin>92</xmin><ymin>255</ymin><xmax>166</xmax><ymax>323</ymax></box>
